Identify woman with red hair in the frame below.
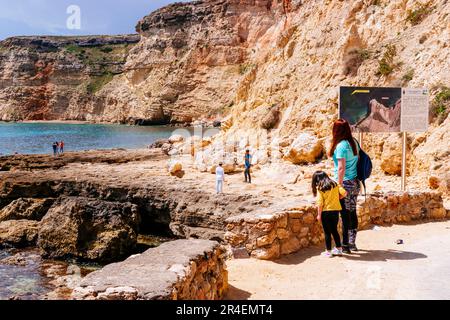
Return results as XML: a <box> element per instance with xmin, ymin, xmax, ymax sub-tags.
<box><xmin>329</xmin><ymin>119</ymin><xmax>361</xmax><ymax>253</ymax></box>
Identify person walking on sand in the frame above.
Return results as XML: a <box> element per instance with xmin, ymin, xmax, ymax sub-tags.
<box><xmin>59</xmin><ymin>140</ymin><xmax>65</xmax><ymax>154</ymax></box>
<box><xmin>312</xmin><ymin>171</ymin><xmax>347</xmax><ymax>258</ymax></box>
<box><xmin>244</xmin><ymin>149</ymin><xmax>252</xmax><ymax>183</ymax></box>
<box><xmin>216</xmin><ymin>162</ymin><xmax>225</xmax><ymax>194</ymax></box>
<box><xmin>329</xmin><ymin>119</ymin><xmax>361</xmax><ymax>253</ymax></box>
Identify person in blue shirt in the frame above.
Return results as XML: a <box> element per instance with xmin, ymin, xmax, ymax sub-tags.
<box><xmin>329</xmin><ymin>119</ymin><xmax>361</xmax><ymax>253</ymax></box>
<box><xmin>244</xmin><ymin>150</ymin><xmax>252</xmax><ymax>183</ymax></box>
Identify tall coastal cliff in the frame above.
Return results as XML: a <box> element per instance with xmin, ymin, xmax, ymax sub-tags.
<box><xmin>0</xmin><ymin>0</ymin><xmax>289</xmax><ymax>124</ymax></box>
<box><xmin>0</xmin><ymin>35</ymin><xmax>140</xmax><ymax>122</ymax></box>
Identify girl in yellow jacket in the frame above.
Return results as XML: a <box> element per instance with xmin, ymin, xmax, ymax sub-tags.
<box><xmin>312</xmin><ymin>171</ymin><xmax>347</xmax><ymax>258</ymax></box>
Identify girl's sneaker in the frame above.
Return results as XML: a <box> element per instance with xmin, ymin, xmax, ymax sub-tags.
<box><xmin>321</xmin><ymin>251</ymin><xmax>333</xmax><ymax>258</ymax></box>
<box><xmin>331</xmin><ymin>248</ymin><xmax>343</xmax><ymax>256</ymax></box>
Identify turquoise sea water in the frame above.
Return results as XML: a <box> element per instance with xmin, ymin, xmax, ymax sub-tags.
<box><xmin>0</xmin><ymin>122</ymin><xmax>197</xmax><ymax>155</ymax></box>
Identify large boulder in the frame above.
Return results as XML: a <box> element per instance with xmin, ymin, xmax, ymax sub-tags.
<box><xmin>168</xmin><ymin>134</ymin><xmax>185</xmax><ymax>144</ymax></box>
<box><xmin>198</xmin><ymin>147</ymin><xmax>238</xmax><ymax>174</ymax></box>
<box><xmin>380</xmin><ymin>134</ymin><xmax>407</xmax><ymax>176</ymax></box>
<box><xmin>168</xmin><ymin>160</ymin><xmax>184</xmax><ymax>178</ymax></box>
<box><xmin>260</xmin><ymin>105</ymin><xmax>281</xmax><ymax>130</ymax></box>
<box><xmin>209</xmin><ymin>157</ymin><xmax>237</xmax><ymax>174</ymax></box>
<box><xmin>149</xmin><ymin>139</ymin><xmax>170</xmax><ymax>149</ymax></box>
<box><xmin>0</xmin><ymin>220</ymin><xmax>40</xmax><ymax>247</ymax></box>
<box><xmin>0</xmin><ymin>198</ymin><xmax>54</xmax><ymax>222</ymax></box>
<box><xmin>283</xmin><ymin>133</ymin><xmax>324</xmax><ymax>164</ymax></box>
<box><xmin>260</xmin><ymin>163</ymin><xmax>302</xmax><ymax>184</ymax></box>
<box><xmin>37</xmin><ymin>197</ymin><xmax>140</xmax><ymax>263</ymax></box>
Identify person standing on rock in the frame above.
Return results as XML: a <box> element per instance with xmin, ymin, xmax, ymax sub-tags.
<box><xmin>52</xmin><ymin>142</ymin><xmax>58</xmax><ymax>157</ymax></box>
<box><xmin>329</xmin><ymin>119</ymin><xmax>361</xmax><ymax>253</ymax></box>
<box><xmin>216</xmin><ymin>162</ymin><xmax>225</xmax><ymax>194</ymax></box>
<box><xmin>59</xmin><ymin>141</ymin><xmax>65</xmax><ymax>154</ymax></box>
<box><xmin>244</xmin><ymin>150</ymin><xmax>252</xmax><ymax>183</ymax></box>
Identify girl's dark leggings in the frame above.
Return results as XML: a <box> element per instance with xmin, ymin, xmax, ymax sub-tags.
<box><xmin>321</xmin><ymin>211</ymin><xmax>342</xmax><ymax>251</ymax></box>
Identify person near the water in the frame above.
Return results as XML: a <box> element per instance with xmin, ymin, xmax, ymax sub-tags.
<box><xmin>312</xmin><ymin>171</ymin><xmax>347</xmax><ymax>258</ymax></box>
<box><xmin>59</xmin><ymin>141</ymin><xmax>65</xmax><ymax>154</ymax></box>
<box><xmin>52</xmin><ymin>142</ymin><xmax>58</xmax><ymax>156</ymax></box>
<box><xmin>216</xmin><ymin>162</ymin><xmax>225</xmax><ymax>194</ymax></box>
<box><xmin>244</xmin><ymin>150</ymin><xmax>252</xmax><ymax>183</ymax></box>
<box><xmin>329</xmin><ymin>119</ymin><xmax>361</xmax><ymax>253</ymax></box>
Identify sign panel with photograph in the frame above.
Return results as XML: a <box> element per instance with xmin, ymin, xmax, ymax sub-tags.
<box><xmin>339</xmin><ymin>86</ymin><xmax>429</xmax><ymax>133</ymax></box>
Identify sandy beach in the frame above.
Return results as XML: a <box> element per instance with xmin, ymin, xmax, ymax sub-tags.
<box><xmin>226</xmin><ymin>220</ymin><xmax>450</xmax><ymax>300</ymax></box>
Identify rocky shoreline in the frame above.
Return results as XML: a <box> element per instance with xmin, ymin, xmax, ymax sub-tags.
<box><xmin>0</xmin><ymin>147</ymin><xmax>448</xmax><ymax>299</ymax></box>
<box><xmin>0</xmin><ymin>149</ymin><xmax>273</xmax><ymax>262</ymax></box>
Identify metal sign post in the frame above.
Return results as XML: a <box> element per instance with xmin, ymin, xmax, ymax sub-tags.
<box><xmin>339</xmin><ymin>86</ymin><xmax>429</xmax><ymax>193</ymax></box>
<box><xmin>401</xmin><ymin>132</ymin><xmax>407</xmax><ymax>191</ymax></box>
<box><xmin>358</xmin><ymin>132</ymin><xmax>363</xmax><ymax>147</ymax></box>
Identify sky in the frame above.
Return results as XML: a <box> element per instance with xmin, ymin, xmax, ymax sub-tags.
<box><xmin>0</xmin><ymin>0</ymin><xmax>191</xmax><ymax>40</ymax></box>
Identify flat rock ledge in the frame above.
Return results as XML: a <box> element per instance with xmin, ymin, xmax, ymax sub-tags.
<box><xmin>225</xmin><ymin>191</ymin><xmax>449</xmax><ymax>260</ymax></box>
<box><xmin>71</xmin><ymin>239</ymin><xmax>228</xmax><ymax>300</ymax></box>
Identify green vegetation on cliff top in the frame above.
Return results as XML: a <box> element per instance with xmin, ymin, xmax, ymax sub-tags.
<box><xmin>65</xmin><ymin>43</ymin><xmax>134</xmax><ymax>95</ymax></box>
<box><xmin>65</xmin><ymin>43</ymin><xmax>132</xmax><ymax>66</ymax></box>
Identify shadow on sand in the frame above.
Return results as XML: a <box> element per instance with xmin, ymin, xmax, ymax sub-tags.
<box><xmin>339</xmin><ymin>249</ymin><xmax>427</xmax><ymax>262</ymax></box>
<box><xmin>224</xmin><ymin>285</ymin><xmax>252</xmax><ymax>300</ymax></box>
<box><xmin>273</xmin><ymin>245</ymin><xmax>427</xmax><ymax>265</ymax></box>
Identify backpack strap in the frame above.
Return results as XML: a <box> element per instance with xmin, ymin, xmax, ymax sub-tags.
<box><xmin>354</xmin><ymin>138</ymin><xmax>367</xmax><ymax>200</ymax></box>
<box><xmin>362</xmin><ymin>180</ymin><xmax>367</xmax><ymax>200</ymax></box>
<box><xmin>354</xmin><ymin>137</ymin><xmax>361</xmax><ymax>157</ymax></box>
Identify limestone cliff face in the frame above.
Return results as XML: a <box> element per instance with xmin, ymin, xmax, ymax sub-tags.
<box><xmin>0</xmin><ymin>35</ymin><xmax>140</xmax><ymax>121</ymax></box>
<box><xmin>99</xmin><ymin>0</ymin><xmax>290</xmax><ymax>124</ymax></box>
<box><xmin>202</xmin><ymin>0</ymin><xmax>449</xmax><ymax>187</ymax></box>
<box><xmin>0</xmin><ymin>0</ymin><xmax>290</xmax><ymax>124</ymax></box>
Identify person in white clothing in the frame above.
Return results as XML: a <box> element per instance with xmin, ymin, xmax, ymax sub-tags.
<box><xmin>216</xmin><ymin>162</ymin><xmax>225</xmax><ymax>194</ymax></box>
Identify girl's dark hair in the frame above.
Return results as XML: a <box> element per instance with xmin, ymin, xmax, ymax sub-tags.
<box><xmin>329</xmin><ymin>119</ymin><xmax>358</xmax><ymax>157</ymax></box>
<box><xmin>311</xmin><ymin>171</ymin><xmax>338</xmax><ymax>197</ymax></box>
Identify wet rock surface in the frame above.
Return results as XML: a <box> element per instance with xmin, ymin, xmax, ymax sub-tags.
<box><xmin>0</xmin><ymin>247</ymin><xmax>99</xmax><ymax>300</ymax></box>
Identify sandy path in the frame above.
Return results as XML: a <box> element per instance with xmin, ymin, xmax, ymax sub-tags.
<box><xmin>226</xmin><ymin>220</ymin><xmax>450</xmax><ymax>300</ymax></box>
